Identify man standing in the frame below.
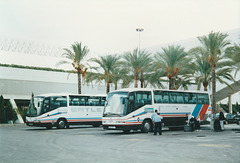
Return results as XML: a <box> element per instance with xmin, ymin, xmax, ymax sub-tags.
<box><xmin>151</xmin><ymin>110</ymin><xmax>163</xmax><ymax>135</ymax></box>
<box><xmin>219</xmin><ymin>109</ymin><xmax>225</xmax><ymax>131</ymax></box>
<box><xmin>210</xmin><ymin>112</ymin><xmax>216</xmax><ymax>131</ymax></box>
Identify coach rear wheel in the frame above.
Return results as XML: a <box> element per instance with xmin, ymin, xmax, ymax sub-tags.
<box><xmin>57</xmin><ymin>119</ymin><xmax>67</xmax><ymax>129</ymax></box>
<box><xmin>141</xmin><ymin>120</ymin><xmax>152</xmax><ymax>133</ymax></box>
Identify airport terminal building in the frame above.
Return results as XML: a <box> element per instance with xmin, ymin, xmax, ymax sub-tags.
<box><xmin>1</xmin><ymin>31</ymin><xmax>239</xmax><ymax>123</ymax></box>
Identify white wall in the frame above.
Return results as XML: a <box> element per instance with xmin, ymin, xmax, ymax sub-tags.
<box><xmin>0</xmin><ymin>66</ymin><xmax>115</xmax><ymax>98</ymax></box>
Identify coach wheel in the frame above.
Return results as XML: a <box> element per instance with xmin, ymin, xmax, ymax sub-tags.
<box><xmin>57</xmin><ymin>119</ymin><xmax>67</xmax><ymax>129</ymax></box>
<box><xmin>141</xmin><ymin>120</ymin><xmax>152</xmax><ymax>133</ymax></box>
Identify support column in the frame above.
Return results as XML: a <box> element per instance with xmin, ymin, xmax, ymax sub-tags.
<box><xmin>9</xmin><ymin>99</ymin><xmax>24</xmax><ymax>124</ymax></box>
<box><xmin>228</xmin><ymin>95</ymin><xmax>232</xmax><ymax>114</ymax></box>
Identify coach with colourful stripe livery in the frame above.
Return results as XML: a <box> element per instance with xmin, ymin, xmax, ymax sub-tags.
<box><xmin>102</xmin><ymin>88</ymin><xmax>211</xmax><ymax>133</ymax></box>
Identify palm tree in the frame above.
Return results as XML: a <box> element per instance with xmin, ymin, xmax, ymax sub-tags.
<box><xmin>189</xmin><ymin>47</ymin><xmax>234</xmax><ymax>91</ymax></box>
<box><xmin>154</xmin><ymin>45</ymin><xmax>194</xmax><ymax>90</ymax></box>
<box><xmin>111</xmin><ymin>67</ymin><xmax>131</xmax><ymax>90</ymax></box>
<box><xmin>197</xmin><ymin>31</ymin><xmax>231</xmax><ymax>113</ymax></box>
<box><xmin>174</xmin><ymin>74</ymin><xmax>195</xmax><ymax>90</ymax></box>
<box><xmin>225</xmin><ymin>43</ymin><xmax>240</xmax><ymax>77</ymax></box>
<box><xmin>141</xmin><ymin>70</ymin><xmax>166</xmax><ymax>89</ymax></box>
<box><xmin>139</xmin><ymin>55</ymin><xmax>155</xmax><ymax>88</ymax></box>
<box><xmin>85</xmin><ymin>54</ymin><xmax>123</xmax><ymax>94</ymax></box>
<box><xmin>122</xmin><ymin>48</ymin><xmax>152</xmax><ymax>88</ymax></box>
<box><xmin>189</xmin><ymin>48</ymin><xmax>211</xmax><ymax>91</ymax></box>
<box><xmin>56</xmin><ymin>42</ymin><xmax>89</xmax><ymax>94</ymax></box>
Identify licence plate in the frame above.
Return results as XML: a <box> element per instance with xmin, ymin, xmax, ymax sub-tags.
<box><xmin>108</xmin><ymin>126</ymin><xmax>116</xmax><ymax>129</ymax></box>
<box><xmin>28</xmin><ymin>123</ymin><xmax>33</xmax><ymax>126</ymax></box>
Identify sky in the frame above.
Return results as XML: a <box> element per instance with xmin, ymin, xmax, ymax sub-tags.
<box><xmin>0</xmin><ymin>0</ymin><xmax>239</xmax><ymax>102</ymax></box>
<box><xmin>0</xmin><ymin>0</ymin><xmax>240</xmax><ymax>57</ymax></box>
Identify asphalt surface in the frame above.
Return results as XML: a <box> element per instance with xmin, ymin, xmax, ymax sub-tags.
<box><xmin>0</xmin><ymin>124</ymin><xmax>240</xmax><ymax>163</ymax></box>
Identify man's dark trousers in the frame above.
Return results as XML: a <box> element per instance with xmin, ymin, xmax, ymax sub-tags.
<box><xmin>154</xmin><ymin>122</ymin><xmax>162</xmax><ymax>135</ymax></box>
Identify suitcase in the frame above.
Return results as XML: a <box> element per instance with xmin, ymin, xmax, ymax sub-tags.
<box><xmin>214</xmin><ymin>119</ymin><xmax>221</xmax><ymax>131</ymax></box>
<box><xmin>184</xmin><ymin>124</ymin><xmax>193</xmax><ymax>132</ymax></box>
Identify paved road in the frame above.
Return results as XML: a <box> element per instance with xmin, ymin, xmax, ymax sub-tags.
<box><xmin>0</xmin><ymin>124</ymin><xmax>240</xmax><ymax>163</ymax></box>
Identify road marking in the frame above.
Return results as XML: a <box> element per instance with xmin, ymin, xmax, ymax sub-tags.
<box><xmin>78</xmin><ymin>134</ymin><xmax>94</xmax><ymax>137</ymax></box>
<box><xmin>126</xmin><ymin>138</ymin><xmax>147</xmax><ymax>141</ymax></box>
<box><xmin>197</xmin><ymin>144</ymin><xmax>232</xmax><ymax>148</ymax></box>
<box><xmin>40</xmin><ymin>132</ymin><xmax>51</xmax><ymax>134</ymax></box>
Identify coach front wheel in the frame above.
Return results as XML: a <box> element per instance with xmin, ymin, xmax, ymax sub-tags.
<box><xmin>57</xmin><ymin>119</ymin><xmax>67</xmax><ymax>129</ymax></box>
<box><xmin>141</xmin><ymin>120</ymin><xmax>152</xmax><ymax>133</ymax></box>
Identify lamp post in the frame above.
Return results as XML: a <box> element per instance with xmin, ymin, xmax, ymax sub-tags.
<box><xmin>136</xmin><ymin>28</ymin><xmax>144</xmax><ymax>54</ymax></box>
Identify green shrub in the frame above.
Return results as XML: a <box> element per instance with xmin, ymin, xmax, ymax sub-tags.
<box><xmin>0</xmin><ymin>63</ymin><xmax>72</xmax><ymax>73</ymax></box>
<box><xmin>219</xmin><ymin>103</ymin><xmax>240</xmax><ymax>115</ymax></box>
<box><xmin>7</xmin><ymin>108</ymin><xmax>18</xmax><ymax>122</ymax></box>
<box><xmin>0</xmin><ymin>95</ymin><xmax>4</xmax><ymax>123</ymax></box>
<box><xmin>0</xmin><ymin>95</ymin><xmax>18</xmax><ymax>123</ymax></box>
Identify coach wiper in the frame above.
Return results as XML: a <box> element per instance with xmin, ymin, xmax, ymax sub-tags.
<box><xmin>103</xmin><ymin>112</ymin><xmax>110</xmax><ymax>116</ymax></box>
<box><xmin>110</xmin><ymin>113</ymin><xmax>122</xmax><ymax>117</ymax></box>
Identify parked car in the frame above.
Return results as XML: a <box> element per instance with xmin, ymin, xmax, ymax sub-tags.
<box><xmin>225</xmin><ymin>114</ymin><xmax>240</xmax><ymax>125</ymax></box>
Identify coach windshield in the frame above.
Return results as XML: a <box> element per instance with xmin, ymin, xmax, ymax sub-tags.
<box><xmin>27</xmin><ymin>96</ymin><xmax>44</xmax><ymax>117</ymax></box>
<box><xmin>103</xmin><ymin>92</ymin><xmax>128</xmax><ymax>117</ymax></box>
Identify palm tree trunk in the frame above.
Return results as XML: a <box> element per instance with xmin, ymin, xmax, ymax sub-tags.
<box><xmin>78</xmin><ymin>72</ymin><xmax>81</xmax><ymax>94</ymax></box>
<box><xmin>134</xmin><ymin>74</ymin><xmax>138</xmax><ymax>88</ymax></box>
<box><xmin>140</xmin><ymin>79</ymin><xmax>144</xmax><ymax>88</ymax></box>
<box><xmin>204</xmin><ymin>86</ymin><xmax>208</xmax><ymax>91</ymax></box>
<box><xmin>203</xmin><ymin>82</ymin><xmax>208</xmax><ymax>91</ymax></box>
<box><xmin>140</xmin><ymin>72</ymin><xmax>144</xmax><ymax>88</ymax></box>
<box><xmin>168</xmin><ymin>77</ymin><xmax>171</xmax><ymax>90</ymax></box>
<box><xmin>107</xmin><ymin>82</ymin><xmax>110</xmax><ymax>94</ymax></box>
<box><xmin>169</xmin><ymin>77</ymin><xmax>175</xmax><ymax>90</ymax></box>
<box><xmin>114</xmin><ymin>82</ymin><xmax>117</xmax><ymax>90</ymax></box>
<box><xmin>212</xmin><ymin>67</ymin><xmax>216</xmax><ymax>113</ymax></box>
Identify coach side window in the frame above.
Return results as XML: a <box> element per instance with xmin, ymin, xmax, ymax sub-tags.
<box><xmin>184</xmin><ymin>93</ymin><xmax>197</xmax><ymax>104</ymax></box>
<box><xmin>101</xmin><ymin>97</ymin><xmax>106</xmax><ymax>106</ymax></box>
<box><xmin>134</xmin><ymin>91</ymin><xmax>152</xmax><ymax>110</ymax></box>
<box><xmin>49</xmin><ymin>96</ymin><xmax>67</xmax><ymax>110</ymax></box>
<box><xmin>153</xmin><ymin>91</ymin><xmax>169</xmax><ymax>103</ymax></box>
<box><xmin>69</xmin><ymin>96</ymin><xmax>86</xmax><ymax>106</ymax></box>
<box><xmin>87</xmin><ymin>96</ymin><xmax>103</xmax><ymax>106</ymax></box>
<box><xmin>169</xmin><ymin>92</ymin><xmax>184</xmax><ymax>104</ymax></box>
<box><xmin>126</xmin><ymin>91</ymin><xmax>152</xmax><ymax>115</ymax></box>
<box><xmin>41</xmin><ymin>97</ymin><xmax>50</xmax><ymax>114</ymax></box>
<box><xmin>127</xmin><ymin>92</ymin><xmax>135</xmax><ymax>114</ymax></box>
<box><xmin>198</xmin><ymin>94</ymin><xmax>209</xmax><ymax>104</ymax></box>
<box><xmin>41</xmin><ymin>96</ymin><xmax>67</xmax><ymax>115</ymax></box>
